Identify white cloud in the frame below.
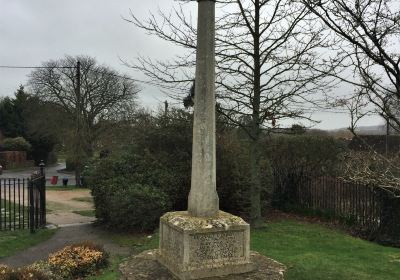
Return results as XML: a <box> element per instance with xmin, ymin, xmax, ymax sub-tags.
<box><xmin>0</xmin><ymin>0</ymin><xmax>382</xmax><ymax>129</ymax></box>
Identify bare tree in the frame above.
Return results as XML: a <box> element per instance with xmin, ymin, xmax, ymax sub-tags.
<box><xmin>29</xmin><ymin>55</ymin><xmax>140</xmax><ymax>182</ymax></box>
<box><xmin>127</xmin><ymin>0</ymin><xmax>335</xmax><ymax>225</ymax></box>
<box><xmin>301</xmin><ymin>0</ymin><xmax>400</xmax><ymax>131</ymax></box>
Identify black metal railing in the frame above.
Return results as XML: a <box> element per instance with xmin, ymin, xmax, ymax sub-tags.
<box><xmin>0</xmin><ymin>178</ymin><xmax>29</xmax><ymax>231</ymax></box>
<box><xmin>0</xmin><ymin>162</ymin><xmax>46</xmax><ymax>232</ymax></box>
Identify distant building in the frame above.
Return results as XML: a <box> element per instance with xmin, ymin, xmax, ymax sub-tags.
<box><xmin>0</xmin><ymin>151</ymin><xmax>29</xmax><ymax>169</ymax></box>
<box><xmin>0</xmin><ymin>132</ymin><xmax>33</xmax><ymax>169</ymax></box>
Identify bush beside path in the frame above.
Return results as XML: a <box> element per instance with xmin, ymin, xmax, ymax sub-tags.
<box><xmin>0</xmin><ymin>224</ymin><xmax>131</xmax><ymax>268</ymax></box>
<box><xmin>0</xmin><ymin>188</ymin><xmax>130</xmax><ymax>269</ymax></box>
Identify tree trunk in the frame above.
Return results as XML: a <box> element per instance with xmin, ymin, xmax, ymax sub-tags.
<box><xmin>249</xmin><ymin>136</ymin><xmax>263</xmax><ymax>227</ymax></box>
<box><xmin>248</xmin><ymin>0</ymin><xmax>263</xmax><ymax>228</ymax></box>
<box><xmin>75</xmin><ymin>168</ymin><xmax>81</xmax><ymax>187</ymax></box>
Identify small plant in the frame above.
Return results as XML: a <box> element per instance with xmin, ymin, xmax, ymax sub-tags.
<box><xmin>0</xmin><ymin>242</ymin><xmax>108</xmax><ymax>280</ymax></box>
<box><xmin>28</xmin><ymin>261</ymin><xmax>62</xmax><ymax>280</ymax></box>
<box><xmin>0</xmin><ymin>265</ymin><xmax>50</xmax><ymax>280</ymax></box>
<box><xmin>48</xmin><ymin>242</ymin><xmax>108</xmax><ymax>279</ymax></box>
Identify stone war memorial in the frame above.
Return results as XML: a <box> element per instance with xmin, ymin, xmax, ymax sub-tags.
<box><xmin>120</xmin><ymin>0</ymin><xmax>285</xmax><ymax>279</ymax></box>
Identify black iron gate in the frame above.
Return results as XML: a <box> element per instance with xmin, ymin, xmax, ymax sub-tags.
<box><xmin>0</xmin><ymin>163</ymin><xmax>46</xmax><ymax>232</ymax></box>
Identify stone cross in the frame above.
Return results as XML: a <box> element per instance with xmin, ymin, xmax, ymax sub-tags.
<box><xmin>157</xmin><ymin>2</ymin><xmax>253</xmax><ymax>278</ymax></box>
<box><xmin>188</xmin><ymin>0</ymin><xmax>219</xmax><ymax>217</ymax></box>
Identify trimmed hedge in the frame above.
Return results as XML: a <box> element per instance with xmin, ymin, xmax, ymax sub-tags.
<box><xmin>267</xmin><ymin>134</ymin><xmax>348</xmax><ymax>209</ymax></box>
<box><xmin>87</xmin><ymin>148</ymin><xmax>177</xmax><ymax>232</ymax></box>
<box><xmin>86</xmin><ymin>110</ymin><xmax>347</xmax><ymax>231</ymax></box>
<box><xmin>86</xmin><ymin>109</ymin><xmax>258</xmax><ymax>230</ymax></box>
<box><xmin>1</xmin><ymin>137</ymin><xmax>31</xmax><ymax>151</ymax></box>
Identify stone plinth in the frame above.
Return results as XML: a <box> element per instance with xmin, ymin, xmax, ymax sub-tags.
<box><xmin>157</xmin><ymin>211</ymin><xmax>254</xmax><ymax>280</ymax></box>
<box><xmin>120</xmin><ymin>250</ymin><xmax>286</xmax><ymax>280</ymax></box>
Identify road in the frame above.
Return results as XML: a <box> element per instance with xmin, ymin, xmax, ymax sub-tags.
<box><xmin>0</xmin><ymin>163</ymin><xmax>76</xmax><ymax>186</ymax></box>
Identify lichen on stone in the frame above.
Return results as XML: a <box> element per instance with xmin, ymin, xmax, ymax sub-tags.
<box><xmin>161</xmin><ymin>211</ymin><xmax>248</xmax><ymax>231</ymax></box>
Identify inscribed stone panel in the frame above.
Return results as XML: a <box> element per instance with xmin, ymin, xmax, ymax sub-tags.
<box><xmin>189</xmin><ymin>231</ymin><xmax>244</xmax><ymax>261</ymax></box>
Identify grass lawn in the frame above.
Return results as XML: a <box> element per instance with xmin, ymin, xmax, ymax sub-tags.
<box><xmin>87</xmin><ymin>231</ymin><xmax>159</xmax><ymax>280</ymax></box>
<box><xmin>252</xmin><ymin>219</ymin><xmax>400</xmax><ymax>280</ymax></box>
<box><xmin>46</xmin><ymin>201</ymin><xmax>72</xmax><ymax>213</ymax></box>
<box><xmin>72</xmin><ymin>197</ymin><xmax>94</xmax><ymax>203</ymax></box>
<box><xmin>0</xmin><ymin>200</ymin><xmax>29</xmax><ymax>230</ymax></box>
<box><xmin>46</xmin><ymin>186</ymin><xmax>85</xmax><ymax>191</ymax></box>
<box><xmin>86</xmin><ymin>256</ymin><xmax>125</xmax><ymax>280</ymax></box>
<box><xmin>3</xmin><ymin>217</ymin><xmax>390</xmax><ymax>279</ymax></box>
<box><xmin>0</xmin><ymin>229</ymin><xmax>56</xmax><ymax>259</ymax></box>
<box><xmin>93</xmin><ymin>218</ymin><xmax>400</xmax><ymax>280</ymax></box>
<box><xmin>72</xmin><ymin>210</ymin><xmax>95</xmax><ymax>217</ymax></box>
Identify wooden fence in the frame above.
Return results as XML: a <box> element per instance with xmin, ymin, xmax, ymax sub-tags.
<box><xmin>295</xmin><ymin>176</ymin><xmax>381</xmax><ymax>232</ymax></box>
<box><xmin>272</xmin><ymin>172</ymin><xmax>400</xmax><ymax>240</ymax></box>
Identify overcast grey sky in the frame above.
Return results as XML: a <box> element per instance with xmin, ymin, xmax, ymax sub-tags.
<box><xmin>0</xmin><ymin>0</ymin><xmax>383</xmax><ymax>130</ymax></box>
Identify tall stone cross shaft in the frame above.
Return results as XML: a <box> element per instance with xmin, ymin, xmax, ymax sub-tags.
<box><xmin>158</xmin><ymin>2</ymin><xmax>253</xmax><ymax>278</ymax></box>
<box><xmin>188</xmin><ymin>0</ymin><xmax>219</xmax><ymax>217</ymax></box>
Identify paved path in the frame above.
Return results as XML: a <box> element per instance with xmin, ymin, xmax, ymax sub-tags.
<box><xmin>46</xmin><ymin>189</ymin><xmax>96</xmax><ymax>226</ymax></box>
<box><xmin>0</xmin><ymin>163</ymin><xmax>76</xmax><ymax>186</ymax></box>
<box><xmin>0</xmin><ymin>169</ymin><xmax>127</xmax><ymax>268</ymax></box>
<box><xmin>0</xmin><ymin>188</ymin><xmax>130</xmax><ymax>268</ymax></box>
<box><xmin>0</xmin><ymin>224</ymin><xmax>131</xmax><ymax>267</ymax></box>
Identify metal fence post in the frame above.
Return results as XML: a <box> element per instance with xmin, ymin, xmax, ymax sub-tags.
<box><xmin>28</xmin><ymin>179</ymin><xmax>35</xmax><ymax>234</ymax></box>
<box><xmin>39</xmin><ymin>160</ymin><xmax>46</xmax><ymax>227</ymax></box>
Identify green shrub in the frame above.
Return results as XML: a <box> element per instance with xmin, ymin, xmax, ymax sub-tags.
<box><xmin>268</xmin><ymin>134</ymin><xmax>347</xmax><ymax>208</ymax></box>
<box><xmin>87</xmin><ymin>110</ymin><xmax>192</xmax><ymax>231</ymax></box>
<box><xmin>216</xmin><ymin>130</ymin><xmax>260</xmax><ymax>216</ymax></box>
<box><xmin>1</xmin><ymin>137</ymin><xmax>31</xmax><ymax>151</ymax></box>
<box><xmin>88</xmin><ymin>153</ymin><xmax>178</xmax><ymax>231</ymax></box>
<box><xmin>268</xmin><ymin>134</ymin><xmax>347</xmax><ymax>176</ymax></box>
<box><xmin>108</xmin><ymin>184</ymin><xmax>170</xmax><ymax>231</ymax></box>
<box><xmin>65</xmin><ymin>157</ymin><xmax>76</xmax><ymax>171</ymax></box>
<box><xmin>86</xmin><ymin>109</ymin><xmax>274</xmax><ymax>226</ymax></box>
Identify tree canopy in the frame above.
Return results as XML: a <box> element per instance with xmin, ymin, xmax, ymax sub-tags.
<box><xmin>28</xmin><ymin>55</ymin><xmax>140</xmax><ymax>157</ymax></box>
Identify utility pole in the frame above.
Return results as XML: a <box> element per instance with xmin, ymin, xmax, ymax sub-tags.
<box><xmin>164</xmin><ymin>100</ymin><xmax>169</xmax><ymax>116</ymax></box>
<box><xmin>75</xmin><ymin>61</ymin><xmax>82</xmax><ymax>187</ymax></box>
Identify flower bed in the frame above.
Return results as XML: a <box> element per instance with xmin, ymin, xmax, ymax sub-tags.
<box><xmin>48</xmin><ymin>242</ymin><xmax>107</xmax><ymax>279</ymax></box>
<box><xmin>0</xmin><ymin>242</ymin><xmax>108</xmax><ymax>280</ymax></box>
<box><xmin>0</xmin><ymin>265</ymin><xmax>49</xmax><ymax>280</ymax></box>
